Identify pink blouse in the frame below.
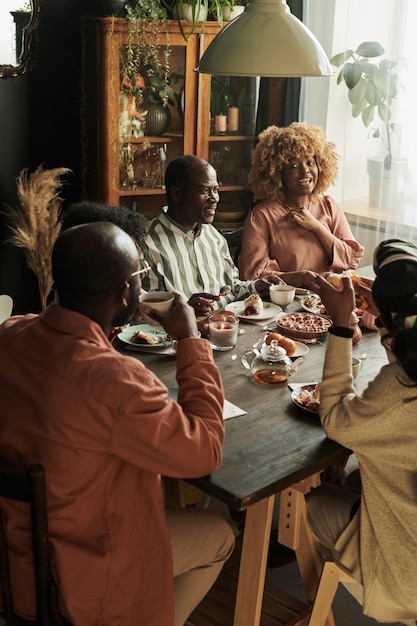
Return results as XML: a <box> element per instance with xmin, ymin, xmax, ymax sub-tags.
<box><xmin>239</xmin><ymin>195</ymin><xmax>364</xmax><ymax>280</ymax></box>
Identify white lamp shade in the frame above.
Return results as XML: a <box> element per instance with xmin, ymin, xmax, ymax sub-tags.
<box><xmin>195</xmin><ymin>0</ymin><xmax>333</xmax><ymax>77</ymax></box>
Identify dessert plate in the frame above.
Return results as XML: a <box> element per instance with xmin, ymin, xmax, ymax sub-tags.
<box><xmin>117</xmin><ymin>324</ymin><xmax>171</xmax><ymax>349</ymax></box>
<box><xmin>291</xmin><ymin>384</ymin><xmax>320</xmax><ymax>415</ymax></box>
<box><xmin>291</xmin><ymin>341</ymin><xmax>309</xmax><ymax>358</ymax></box>
<box><xmin>225</xmin><ymin>301</ymin><xmax>282</xmax><ymax>320</ymax></box>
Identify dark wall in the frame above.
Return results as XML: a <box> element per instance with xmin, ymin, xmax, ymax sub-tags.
<box><xmin>0</xmin><ymin>0</ymin><xmax>84</xmax><ymax>314</ymax></box>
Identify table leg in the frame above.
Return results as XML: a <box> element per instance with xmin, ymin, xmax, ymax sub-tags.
<box><xmin>279</xmin><ymin>477</ymin><xmax>336</xmax><ymax>626</ymax></box>
<box><xmin>234</xmin><ymin>495</ymin><xmax>275</xmax><ymax>626</ymax></box>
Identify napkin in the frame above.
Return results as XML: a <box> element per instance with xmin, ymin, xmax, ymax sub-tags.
<box><xmin>223</xmin><ymin>399</ymin><xmax>247</xmax><ymax>420</ymax></box>
<box><xmin>168</xmin><ymin>388</ymin><xmax>247</xmax><ymax>420</ymax></box>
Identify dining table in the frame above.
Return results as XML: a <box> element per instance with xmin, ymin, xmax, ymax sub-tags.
<box><xmin>115</xmin><ymin>280</ymin><xmax>387</xmax><ymax>626</ymax></box>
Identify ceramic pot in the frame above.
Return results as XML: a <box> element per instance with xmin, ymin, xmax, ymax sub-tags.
<box><xmin>141</xmin><ymin>102</ymin><xmax>171</xmax><ymax>136</ymax></box>
<box><xmin>222</xmin><ymin>5</ymin><xmax>245</xmax><ymax>21</ymax></box>
<box><xmin>173</xmin><ymin>2</ymin><xmax>208</xmax><ymax>22</ymax></box>
<box><xmin>367</xmin><ymin>156</ymin><xmax>408</xmax><ymax>212</ymax></box>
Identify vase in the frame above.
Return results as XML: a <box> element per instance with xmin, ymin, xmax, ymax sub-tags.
<box><xmin>367</xmin><ymin>156</ymin><xmax>408</xmax><ymax>213</ymax></box>
<box><xmin>140</xmin><ymin>102</ymin><xmax>171</xmax><ymax>137</ymax></box>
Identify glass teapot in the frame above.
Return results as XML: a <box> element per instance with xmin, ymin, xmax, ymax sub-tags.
<box><xmin>241</xmin><ymin>340</ymin><xmax>303</xmax><ymax>385</ymax></box>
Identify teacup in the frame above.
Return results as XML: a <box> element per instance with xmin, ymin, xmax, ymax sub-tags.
<box><xmin>269</xmin><ymin>284</ymin><xmax>296</xmax><ymax>308</ymax></box>
<box><xmin>139</xmin><ymin>291</ymin><xmax>175</xmax><ymax>325</ymax></box>
<box><xmin>352</xmin><ymin>356</ymin><xmax>363</xmax><ymax>378</ymax></box>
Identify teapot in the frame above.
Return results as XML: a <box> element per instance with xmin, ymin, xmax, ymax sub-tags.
<box><xmin>241</xmin><ymin>340</ymin><xmax>303</xmax><ymax>384</ymax></box>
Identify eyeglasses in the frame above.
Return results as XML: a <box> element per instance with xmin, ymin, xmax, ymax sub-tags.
<box><xmin>129</xmin><ymin>261</ymin><xmax>151</xmax><ymax>279</ymax></box>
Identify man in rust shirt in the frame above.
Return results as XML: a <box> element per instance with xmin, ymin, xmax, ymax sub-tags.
<box><xmin>0</xmin><ymin>222</ymin><xmax>234</xmax><ymax>626</ymax></box>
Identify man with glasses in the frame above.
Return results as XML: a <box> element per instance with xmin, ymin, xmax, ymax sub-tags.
<box><xmin>142</xmin><ymin>155</ymin><xmax>282</xmax><ymax>319</ymax></box>
<box><xmin>0</xmin><ymin>222</ymin><xmax>234</xmax><ymax>626</ymax></box>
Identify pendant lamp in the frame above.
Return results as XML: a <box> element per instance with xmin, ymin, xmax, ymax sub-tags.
<box><xmin>195</xmin><ymin>0</ymin><xmax>333</xmax><ymax>77</ymax></box>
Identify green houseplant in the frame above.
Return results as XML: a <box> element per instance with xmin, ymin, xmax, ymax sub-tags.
<box><xmin>121</xmin><ymin>0</ymin><xmax>183</xmax><ymax>136</ymax></box>
<box><xmin>330</xmin><ymin>41</ymin><xmax>400</xmax><ymax>169</ymax></box>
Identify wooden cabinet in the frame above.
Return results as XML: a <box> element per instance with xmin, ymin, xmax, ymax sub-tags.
<box><xmin>83</xmin><ymin>18</ymin><xmax>281</xmax><ymax>226</ymax></box>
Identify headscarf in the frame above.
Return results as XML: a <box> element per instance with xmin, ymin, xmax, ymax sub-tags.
<box><xmin>373</xmin><ymin>239</ymin><xmax>417</xmax><ymax>330</ymax></box>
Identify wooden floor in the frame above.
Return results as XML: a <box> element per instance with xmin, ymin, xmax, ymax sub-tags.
<box><xmin>186</xmin><ymin>559</ymin><xmax>311</xmax><ymax>626</ymax></box>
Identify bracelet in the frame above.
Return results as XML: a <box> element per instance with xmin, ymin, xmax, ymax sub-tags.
<box><xmin>328</xmin><ymin>326</ymin><xmax>354</xmax><ymax>338</ymax></box>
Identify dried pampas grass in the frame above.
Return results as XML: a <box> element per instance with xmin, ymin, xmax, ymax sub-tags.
<box><xmin>7</xmin><ymin>165</ymin><xmax>71</xmax><ymax>310</ymax></box>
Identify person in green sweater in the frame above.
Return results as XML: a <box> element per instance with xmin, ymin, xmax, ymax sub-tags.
<box><xmin>306</xmin><ymin>239</ymin><xmax>417</xmax><ymax>624</ymax></box>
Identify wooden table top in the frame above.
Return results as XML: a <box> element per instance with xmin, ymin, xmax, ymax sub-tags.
<box><xmin>117</xmin><ymin>290</ymin><xmax>386</xmax><ymax>510</ymax></box>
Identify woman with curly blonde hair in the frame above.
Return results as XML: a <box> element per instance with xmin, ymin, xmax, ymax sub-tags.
<box><xmin>239</xmin><ymin>123</ymin><xmax>364</xmax><ymax>287</ymax></box>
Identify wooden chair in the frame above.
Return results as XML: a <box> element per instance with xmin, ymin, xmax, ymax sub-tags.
<box><xmin>222</xmin><ymin>227</ymin><xmax>243</xmax><ymax>267</ymax></box>
<box><xmin>308</xmin><ymin>559</ymin><xmax>358</xmax><ymax>626</ymax></box>
<box><xmin>0</xmin><ymin>463</ymin><xmax>69</xmax><ymax>626</ymax></box>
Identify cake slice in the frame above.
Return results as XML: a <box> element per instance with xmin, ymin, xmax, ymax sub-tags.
<box><xmin>243</xmin><ymin>294</ymin><xmax>264</xmax><ymax>316</ymax></box>
<box><xmin>132</xmin><ymin>330</ymin><xmax>160</xmax><ymax>345</ymax></box>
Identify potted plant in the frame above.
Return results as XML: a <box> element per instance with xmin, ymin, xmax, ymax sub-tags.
<box><xmin>121</xmin><ymin>0</ymin><xmax>185</xmax><ymax>136</ymax></box>
<box><xmin>169</xmin><ymin>0</ymin><xmax>226</xmax><ymax>40</ymax></box>
<box><xmin>330</xmin><ymin>40</ymin><xmax>406</xmax><ymax>211</ymax></box>
<box><xmin>218</xmin><ymin>0</ymin><xmax>246</xmax><ymax>22</ymax></box>
<box><xmin>330</xmin><ymin>41</ymin><xmax>400</xmax><ymax>170</ymax></box>
<box><xmin>121</xmin><ymin>63</ymin><xmax>184</xmax><ymax>136</ymax></box>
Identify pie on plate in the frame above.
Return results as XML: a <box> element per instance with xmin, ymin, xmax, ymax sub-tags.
<box><xmin>276</xmin><ymin>312</ymin><xmax>332</xmax><ymax>340</ymax></box>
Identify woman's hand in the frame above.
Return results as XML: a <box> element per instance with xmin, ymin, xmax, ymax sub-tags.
<box><xmin>254</xmin><ymin>275</ymin><xmax>284</xmax><ymax>297</ymax></box>
<box><xmin>279</xmin><ymin>270</ymin><xmax>318</xmax><ymax>290</ymax></box>
<box><xmin>289</xmin><ymin>208</ymin><xmax>319</xmax><ymax>231</ymax></box>
<box><xmin>311</xmin><ymin>275</ymin><xmax>355</xmax><ymax>327</ymax></box>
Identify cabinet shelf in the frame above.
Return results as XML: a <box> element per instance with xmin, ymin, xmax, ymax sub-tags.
<box><xmin>83</xmin><ymin>18</ymin><xmax>269</xmax><ymax>227</ymax></box>
<box><xmin>209</xmin><ymin>135</ymin><xmax>256</xmax><ymax>142</ymax></box>
<box><xmin>119</xmin><ymin>188</ymin><xmax>166</xmax><ymax>196</ymax></box>
<box><xmin>122</xmin><ymin>134</ymin><xmax>182</xmax><ymax>145</ymax></box>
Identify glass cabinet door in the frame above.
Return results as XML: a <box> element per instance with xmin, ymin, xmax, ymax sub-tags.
<box><xmin>196</xmin><ymin>65</ymin><xmax>260</xmax><ymax>229</ymax></box>
<box><xmin>86</xmin><ymin>19</ymin><xmax>200</xmax><ymax>218</ymax></box>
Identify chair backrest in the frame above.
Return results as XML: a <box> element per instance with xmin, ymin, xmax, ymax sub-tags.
<box><xmin>0</xmin><ymin>464</ymin><xmax>68</xmax><ymax>626</ymax></box>
<box><xmin>222</xmin><ymin>227</ymin><xmax>243</xmax><ymax>268</ymax></box>
<box><xmin>0</xmin><ymin>295</ymin><xmax>13</xmax><ymax>325</ymax></box>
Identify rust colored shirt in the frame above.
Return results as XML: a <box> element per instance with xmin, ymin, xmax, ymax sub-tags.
<box><xmin>0</xmin><ymin>303</ymin><xmax>224</xmax><ymax>626</ymax></box>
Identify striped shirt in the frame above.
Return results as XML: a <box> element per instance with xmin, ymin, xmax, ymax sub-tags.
<box><xmin>142</xmin><ymin>212</ymin><xmax>257</xmax><ymax>309</ymax></box>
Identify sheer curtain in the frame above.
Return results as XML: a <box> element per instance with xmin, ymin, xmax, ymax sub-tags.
<box><xmin>302</xmin><ymin>0</ymin><xmax>417</xmax><ymax>266</ymax></box>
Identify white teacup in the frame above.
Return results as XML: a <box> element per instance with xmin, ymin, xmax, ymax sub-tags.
<box><xmin>139</xmin><ymin>291</ymin><xmax>175</xmax><ymax>325</ymax></box>
<box><xmin>269</xmin><ymin>284</ymin><xmax>296</xmax><ymax>308</ymax></box>
<box><xmin>352</xmin><ymin>356</ymin><xmax>363</xmax><ymax>378</ymax></box>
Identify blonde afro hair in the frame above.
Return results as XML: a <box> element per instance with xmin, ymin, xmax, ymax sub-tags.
<box><xmin>248</xmin><ymin>122</ymin><xmax>339</xmax><ymax>202</ymax></box>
